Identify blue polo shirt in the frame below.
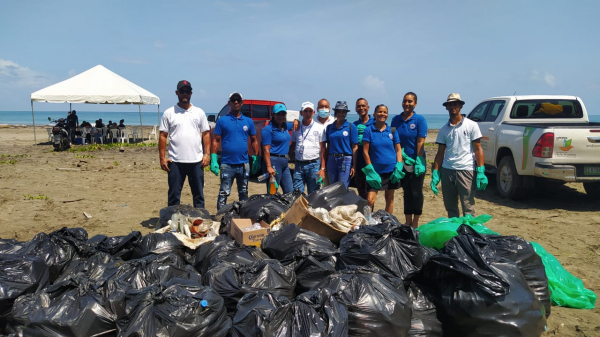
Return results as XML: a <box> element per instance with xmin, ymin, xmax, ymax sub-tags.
<box><xmin>392</xmin><ymin>113</ymin><xmax>428</xmax><ymax>158</ymax></box>
<box><xmin>354</xmin><ymin>117</ymin><xmax>375</xmax><ymax>169</ymax></box>
<box><xmin>324</xmin><ymin>121</ymin><xmax>358</xmax><ymax>155</ymax></box>
<box><xmin>261</xmin><ymin>124</ymin><xmax>291</xmax><ymax>156</ymax></box>
<box><xmin>362</xmin><ymin>123</ymin><xmax>400</xmax><ymax>174</ymax></box>
<box><xmin>214</xmin><ymin>113</ymin><xmax>256</xmax><ymax>164</ymax></box>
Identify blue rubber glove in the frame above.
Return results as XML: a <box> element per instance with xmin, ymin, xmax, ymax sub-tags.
<box><xmin>251</xmin><ymin>155</ymin><xmax>261</xmax><ymax>175</ymax></box>
<box><xmin>362</xmin><ymin>164</ymin><xmax>382</xmax><ymax>189</ymax></box>
<box><xmin>390</xmin><ymin>162</ymin><xmax>405</xmax><ymax>184</ymax></box>
<box><xmin>210</xmin><ymin>154</ymin><xmax>219</xmax><ymax>176</ymax></box>
<box><xmin>402</xmin><ymin>149</ymin><xmax>416</xmax><ymax>166</ymax></box>
<box><xmin>415</xmin><ymin>156</ymin><xmax>426</xmax><ymax>177</ymax></box>
<box><xmin>430</xmin><ymin>169</ymin><xmax>440</xmax><ymax>195</ymax></box>
<box><xmin>476</xmin><ymin>166</ymin><xmax>488</xmax><ymax>190</ymax></box>
<box><xmin>356</xmin><ymin>124</ymin><xmax>366</xmax><ymax>145</ymax></box>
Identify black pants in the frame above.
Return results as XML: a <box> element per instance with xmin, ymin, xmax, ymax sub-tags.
<box><xmin>401</xmin><ymin>169</ymin><xmax>425</xmax><ymax>215</ymax></box>
<box><xmin>167</xmin><ymin>161</ymin><xmax>205</xmax><ymax>208</ymax></box>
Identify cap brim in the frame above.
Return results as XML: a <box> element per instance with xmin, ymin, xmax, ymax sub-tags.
<box><xmin>442</xmin><ymin>100</ymin><xmax>465</xmax><ymax>106</ymax></box>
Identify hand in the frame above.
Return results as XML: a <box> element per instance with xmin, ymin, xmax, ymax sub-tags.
<box><xmin>293</xmin><ymin>119</ymin><xmax>300</xmax><ymax>131</ymax></box>
<box><xmin>362</xmin><ymin>164</ymin><xmax>382</xmax><ymax>189</ymax></box>
<box><xmin>430</xmin><ymin>169</ymin><xmax>440</xmax><ymax>195</ymax></box>
<box><xmin>350</xmin><ymin>166</ymin><xmax>355</xmax><ymax>178</ymax></box>
<box><xmin>476</xmin><ymin>166</ymin><xmax>488</xmax><ymax>190</ymax></box>
<box><xmin>160</xmin><ymin>157</ymin><xmax>171</xmax><ymax>172</ymax></box>
<box><xmin>390</xmin><ymin>162</ymin><xmax>405</xmax><ymax>184</ymax></box>
<box><xmin>415</xmin><ymin>156</ymin><xmax>426</xmax><ymax>177</ymax></box>
<box><xmin>201</xmin><ymin>154</ymin><xmax>210</xmax><ymax>167</ymax></box>
<box><xmin>210</xmin><ymin>154</ymin><xmax>220</xmax><ymax>176</ymax></box>
<box><xmin>402</xmin><ymin>149</ymin><xmax>416</xmax><ymax>166</ymax></box>
<box><xmin>267</xmin><ymin>166</ymin><xmax>276</xmax><ymax>177</ymax></box>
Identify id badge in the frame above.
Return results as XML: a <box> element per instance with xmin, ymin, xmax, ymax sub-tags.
<box><xmin>341</xmin><ymin>161</ymin><xmax>346</xmax><ymax>172</ymax></box>
<box><xmin>299</xmin><ymin>145</ymin><xmax>304</xmax><ymax>155</ymax></box>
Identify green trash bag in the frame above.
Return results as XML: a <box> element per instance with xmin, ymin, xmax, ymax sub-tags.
<box><xmin>530</xmin><ymin>242</ymin><xmax>597</xmax><ymax>309</ymax></box>
<box><xmin>417</xmin><ymin>214</ymin><xmax>497</xmax><ymax>249</ymax></box>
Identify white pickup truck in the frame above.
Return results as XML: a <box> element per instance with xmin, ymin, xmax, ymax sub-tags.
<box><xmin>466</xmin><ymin>95</ymin><xmax>600</xmax><ymax>199</ymax></box>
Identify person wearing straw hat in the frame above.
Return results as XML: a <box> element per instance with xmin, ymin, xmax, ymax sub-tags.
<box><xmin>261</xmin><ymin>103</ymin><xmax>293</xmax><ymax>194</ymax></box>
<box><xmin>431</xmin><ymin>93</ymin><xmax>488</xmax><ymax>218</ymax></box>
<box><xmin>319</xmin><ymin>101</ymin><xmax>359</xmax><ymax>189</ymax></box>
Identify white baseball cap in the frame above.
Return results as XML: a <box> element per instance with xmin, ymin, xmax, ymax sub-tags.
<box><xmin>229</xmin><ymin>92</ymin><xmax>243</xmax><ymax>100</ymax></box>
<box><xmin>301</xmin><ymin>101</ymin><xmax>315</xmax><ymax>111</ymax></box>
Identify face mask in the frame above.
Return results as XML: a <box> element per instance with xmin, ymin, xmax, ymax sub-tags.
<box><xmin>317</xmin><ymin>109</ymin><xmax>330</xmax><ymax>118</ymax></box>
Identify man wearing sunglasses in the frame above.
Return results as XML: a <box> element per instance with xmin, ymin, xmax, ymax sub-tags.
<box><xmin>211</xmin><ymin>92</ymin><xmax>259</xmax><ymax>210</ymax></box>
<box><xmin>159</xmin><ymin>80</ymin><xmax>211</xmax><ymax>209</ymax></box>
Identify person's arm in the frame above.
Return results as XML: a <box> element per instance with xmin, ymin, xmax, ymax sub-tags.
<box><xmin>350</xmin><ymin>144</ymin><xmax>358</xmax><ymax>177</ymax></box>
<box><xmin>363</xmin><ymin>141</ymin><xmax>371</xmax><ymax>165</ymax></box>
<box><xmin>395</xmin><ymin>143</ymin><xmax>403</xmax><ymax>163</ymax></box>
<box><xmin>432</xmin><ymin>144</ymin><xmax>446</xmax><ymax>171</ymax></box>
<box><xmin>159</xmin><ymin>131</ymin><xmax>170</xmax><ymax>172</ymax></box>
<box><xmin>201</xmin><ymin>131</ymin><xmax>211</xmax><ymax>167</ymax></box>
<box><xmin>263</xmin><ymin>145</ymin><xmax>275</xmax><ymax>176</ymax></box>
<box><xmin>250</xmin><ymin>135</ymin><xmax>259</xmax><ymax>155</ymax></box>
<box><xmin>416</xmin><ymin>137</ymin><xmax>426</xmax><ymax>156</ymax></box>
<box><xmin>318</xmin><ymin>141</ymin><xmax>327</xmax><ymax>179</ymax></box>
<box><xmin>211</xmin><ymin>134</ymin><xmax>221</xmax><ymax>155</ymax></box>
<box><xmin>473</xmin><ymin>139</ymin><xmax>484</xmax><ymax>167</ymax></box>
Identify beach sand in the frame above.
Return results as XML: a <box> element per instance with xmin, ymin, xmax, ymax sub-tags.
<box><xmin>0</xmin><ymin>125</ymin><xmax>598</xmax><ymax>336</ymax></box>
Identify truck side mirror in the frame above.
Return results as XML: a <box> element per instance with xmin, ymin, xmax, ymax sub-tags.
<box><xmin>207</xmin><ymin>115</ymin><xmax>216</xmax><ymax>122</ymax></box>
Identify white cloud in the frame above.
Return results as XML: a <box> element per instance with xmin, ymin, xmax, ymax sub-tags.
<box><xmin>529</xmin><ymin>70</ymin><xmax>557</xmax><ymax>88</ymax></box>
<box><xmin>0</xmin><ymin>59</ymin><xmax>48</xmax><ymax>87</ymax></box>
<box><xmin>154</xmin><ymin>40</ymin><xmax>165</xmax><ymax>49</ymax></box>
<box><xmin>362</xmin><ymin>75</ymin><xmax>386</xmax><ymax>96</ymax></box>
<box><xmin>544</xmin><ymin>73</ymin><xmax>556</xmax><ymax>87</ymax></box>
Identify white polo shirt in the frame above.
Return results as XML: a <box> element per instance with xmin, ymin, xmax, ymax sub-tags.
<box><xmin>314</xmin><ymin>115</ymin><xmax>335</xmax><ymax>128</ymax></box>
<box><xmin>292</xmin><ymin>120</ymin><xmax>326</xmax><ymax>161</ymax></box>
<box><xmin>436</xmin><ymin>117</ymin><xmax>482</xmax><ymax>171</ymax></box>
<box><xmin>159</xmin><ymin>104</ymin><xmax>210</xmax><ymax>163</ymax></box>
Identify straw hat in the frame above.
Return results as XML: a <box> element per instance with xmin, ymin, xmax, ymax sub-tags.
<box><xmin>442</xmin><ymin>93</ymin><xmax>465</xmax><ymax>106</ymax></box>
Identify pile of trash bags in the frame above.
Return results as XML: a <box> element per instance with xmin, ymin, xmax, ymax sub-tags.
<box><xmin>0</xmin><ymin>188</ymin><xmax>595</xmax><ymax>336</ymax></box>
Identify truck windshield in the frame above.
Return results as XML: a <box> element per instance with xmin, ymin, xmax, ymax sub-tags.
<box><xmin>510</xmin><ymin>99</ymin><xmax>583</xmax><ymax>119</ymax></box>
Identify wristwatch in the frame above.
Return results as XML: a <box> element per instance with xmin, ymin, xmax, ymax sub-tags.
<box><xmin>319</xmin><ymin>167</ymin><xmax>326</xmax><ymax>172</ymax></box>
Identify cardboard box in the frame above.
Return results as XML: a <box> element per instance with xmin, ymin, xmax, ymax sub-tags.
<box><xmin>284</xmin><ymin>196</ymin><xmax>347</xmax><ymax>244</ymax></box>
<box><xmin>231</xmin><ymin>219</ymin><xmax>271</xmax><ymax>247</ymax></box>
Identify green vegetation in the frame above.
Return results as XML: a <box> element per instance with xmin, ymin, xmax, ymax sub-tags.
<box><xmin>0</xmin><ymin>160</ymin><xmax>18</xmax><ymax>165</ymax></box>
<box><xmin>67</xmin><ymin>142</ymin><xmax>157</xmax><ymax>153</ymax></box>
<box><xmin>113</xmin><ymin>161</ymin><xmax>119</xmax><ymax>166</ymax></box>
<box><xmin>23</xmin><ymin>194</ymin><xmax>49</xmax><ymax>200</ymax></box>
<box><xmin>1</xmin><ymin>154</ymin><xmax>29</xmax><ymax>158</ymax></box>
<box><xmin>75</xmin><ymin>154</ymin><xmax>96</xmax><ymax>159</ymax></box>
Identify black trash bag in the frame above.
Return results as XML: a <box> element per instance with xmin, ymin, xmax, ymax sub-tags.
<box><xmin>296</xmin><ymin>288</ymin><xmax>349</xmax><ymax>337</ymax></box>
<box><xmin>0</xmin><ymin>255</ymin><xmax>50</xmax><ymax>332</ymax></box>
<box><xmin>130</xmin><ymin>232</ymin><xmax>185</xmax><ymax>259</ymax></box>
<box><xmin>10</xmin><ymin>276</ymin><xmax>117</xmax><ymax>337</ymax></box>
<box><xmin>265</xmin><ymin>299</ymin><xmax>327</xmax><ymax>337</ymax></box>
<box><xmin>0</xmin><ymin>238</ymin><xmax>26</xmax><ymax>255</ymax></box>
<box><xmin>87</xmin><ymin>231</ymin><xmax>142</xmax><ymax>260</ymax></box>
<box><xmin>204</xmin><ymin>259</ymin><xmax>296</xmax><ymax>314</ymax></box>
<box><xmin>158</xmin><ymin>204</ymin><xmax>211</xmax><ymax>229</ymax></box>
<box><xmin>484</xmin><ymin>232</ymin><xmax>551</xmax><ymax>318</ymax></box>
<box><xmin>419</xmin><ymin>225</ymin><xmax>547</xmax><ymax>336</ymax></box>
<box><xmin>406</xmin><ymin>283</ymin><xmax>442</xmax><ymax>337</ymax></box>
<box><xmin>339</xmin><ymin>221</ymin><xmax>425</xmax><ymax>281</ymax></box>
<box><xmin>232</xmin><ymin>290</ymin><xmax>289</xmax><ymax>337</ymax></box>
<box><xmin>54</xmin><ymin>251</ymin><xmax>117</xmax><ymax>283</ymax></box>
<box><xmin>262</xmin><ymin>224</ymin><xmax>339</xmax><ymax>293</ymax></box>
<box><xmin>19</xmin><ymin>227</ymin><xmax>90</xmax><ymax>280</ymax></box>
<box><xmin>238</xmin><ymin>193</ymin><xmax>296</xmax><ymax>225</ymax></box>
<box><xmin>116</xmin><ymin>278</ymin><xmax>231</xmax><ymax>337</ymax></box>
<box><xmin>371</xmin><ymin>209</ymin><xmax>403</xmax><ymax>226</ymax></box>
<box><xmin>216</xmin><ymin>201</ymin><xmax>244</xmax><ymax>234</ymax></box>
<box><xmin>312</xmin><ymin>267</ymin><xmax>412</xmax><ymax>337</ymax></box>
<box><xmin>306</xmin><ymin>181</ymin><xmax>368</xmax><ymax>212</ymax></box>
<box><xmin>279</xmin><ymin>189</ymin><xmax>304</xmax><ymax>205</ymax></box>
<box><xmin>190</xmin><ymin>239</ymin><xmax>269</xmax><ymax>276</ymax></box>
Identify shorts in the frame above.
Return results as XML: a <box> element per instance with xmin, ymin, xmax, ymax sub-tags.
<box><xmin>367</xmin><ymin>172</ymin><xmax>400</xmax><ymax>192</ymax></box>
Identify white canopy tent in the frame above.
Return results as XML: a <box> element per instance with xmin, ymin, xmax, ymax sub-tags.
<box><xmin>30</xmin><ymin>64</ymin><xmax>160</xmax><ymax>143</ymax></box>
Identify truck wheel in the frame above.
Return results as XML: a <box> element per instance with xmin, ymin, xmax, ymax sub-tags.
<box><xmin>496</xmin><ymin>156</ymin><xmax>526</xmax><ymax>199</ymax></box>
<box><xmin>583</xmin><ymin>182</ymin><xmax>600</xmax><ymax>198</ymax></box>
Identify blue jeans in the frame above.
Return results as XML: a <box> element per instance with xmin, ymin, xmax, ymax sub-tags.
<box><xmin>217</xmin><ymin>163</ymin><xmax>249</xmax><ymax>211</ymax></box>
<box><xmin>327</xmin><ymin>156</ymin><xmax>352</xmax><ymax>189</ymax></box>
<box><xmin>293</xmin><ymin>160</ymin><xmax>321</xmax><ymax>194</ymax></box>
<box><xmin>262</xmin><ymin>156</ymin><xmax>293</xmax><ymax>194</ymax></box>
<box><xmin>167</xmin><ymin>161</ymin><xmax>205</xmax><ymax>208</ymax></box>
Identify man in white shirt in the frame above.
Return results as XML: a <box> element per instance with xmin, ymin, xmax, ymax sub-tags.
<box><xmin>431</xmin><ymin>93</ymin><xmax>488</xmax><ymax>218</ymax></box>
<box><xmin>314</xmin><ymin>98</ymin><xmax>335</xmax><ymax>128</ymax></box>
<box><xmin>292</xmin><ymin>101</ymin><xmax>326</xmax><ymax>194</ymax></box>
<box><xmin>159</xmin><ymin>80</ymin><xmax>211</xmax><ymax>208</ymax></box>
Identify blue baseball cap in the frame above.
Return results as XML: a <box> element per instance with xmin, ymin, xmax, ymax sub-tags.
<box><xmin>273</xmin><ymin>103</ymin><xmax>287</xmax><ymax>114</ymax></box>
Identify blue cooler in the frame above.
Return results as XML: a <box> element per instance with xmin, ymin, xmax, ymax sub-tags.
<box><xmin>74</xmin><ymin>137</ymin><xmax>83</xmax><ymax>145</ymax></box>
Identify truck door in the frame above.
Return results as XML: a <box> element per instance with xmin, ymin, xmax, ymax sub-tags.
<box><xmin>478</xmin><ymin>100</ymin><xmax>505</xmax><ymax>165</ymax></box>
<box><xmin>467</xmin><ymin>101</ymin><xmax>492</xmax><ymax>164</ymax></box>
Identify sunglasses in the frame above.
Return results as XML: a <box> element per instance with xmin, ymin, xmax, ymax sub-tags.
<box><xmin>230</xmin><ymin>98</ymin><xmax>243</xmax><ymax>103</ymax></box>
<box><xmin>178</xmin><ymin>89</ymin><xmax>192</xmax><ymax>94</ymax></box>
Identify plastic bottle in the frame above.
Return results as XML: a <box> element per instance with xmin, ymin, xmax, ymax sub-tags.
<box><xmin>363</xmin><ymin>205</ymin><xmax>372</xmax><ymax>224</ymax></box>
<box><xmin>269</xmin><ymin>175</ymin><xmax>277</xmax><ymax>194</ymax></box>
<box><xmin>257</xmin><ymin>173</ymin><xmax>269</xmax><ymax>182</ymax></box>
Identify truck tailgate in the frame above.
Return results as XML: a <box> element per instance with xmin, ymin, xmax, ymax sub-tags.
<box><xmin>553</xmin><ymin>126</ymin><xmax>600</xmax><ymax>164</ymax></box>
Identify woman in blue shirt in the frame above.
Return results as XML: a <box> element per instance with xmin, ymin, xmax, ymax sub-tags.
<box><xmin>362</xmin><ymin>104</ymin><xmax>405</xmax><ymax>213</ymax></box>
<box><xmin>261</xmin><ymin>103</ymin><xmax>293</xmax><ymax>193</ymax></box>
<box><xmin>392</xmin><ymin>92</ymin><xmax>428</xmax><ymax>228</ymax></box>
<box><xmin>319</xmin><ymin>101</ymin><xmax>358</xmax><ymax>189</ymax></box>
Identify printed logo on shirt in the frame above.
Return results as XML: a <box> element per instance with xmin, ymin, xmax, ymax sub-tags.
<box><xmin>313</xmin><ymin>131</ymin><xmax>319</xmax><ymax>137</ymax></box>
<box><xmin>193</xmin><ymin>119</ymin><xmax>199</xmax><ymax>127</ymax></box>
<box><xmin>243</xmin><ymin>125</ymin><xmax>248</xmax><ymax>132</ymax></box>
<box><xmin>388</xmin><ymin>133</ymin><xmax>393</xmax><ymax>139</ymax></box>
<box><xmin>343</xmin><ymin>131</ymin><xmax>349</xmax><ymax>137</ymax></box>
<box><xmin>410</xmin><ymin>123</ymin><xmax>416</xmax><ymax>130</ymax></box>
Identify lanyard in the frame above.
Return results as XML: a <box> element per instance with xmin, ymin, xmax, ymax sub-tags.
<box><xmin>300</xmin><ymin>122</ymin><xmax>314</xmax><ymax>143</ymax></box>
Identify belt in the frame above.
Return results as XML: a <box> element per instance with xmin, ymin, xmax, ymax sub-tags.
<box><xmin>330</xmin><ymin>153</ymin><xmax>352</xmax><ymax>158</ymax></box>
<box><xmin>296</xmin><ymin>159</ymin><xmax>318</xmax><ymax>164</ymax></box>
<box><xmin>270</xmin><ymin>154</ymin><xmax>289</xmax><ymax>159</ymax></box>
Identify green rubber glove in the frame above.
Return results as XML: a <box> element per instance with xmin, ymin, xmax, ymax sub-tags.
<box><xmin>210</xmin><ymin>154</ymin><xmax>219</xmax><ymax>176</ymax></box>
<box><xmin>251</xmin><ymin>155</ymin><xmax>261</xmax><ymax>175</ymax></box>
<box><xmin>402</xmin><ymin>149</ymin><xmax>416</xmax><ymax>166</ymax></box>
<box><xmin>476</xmin><ymin>166</ymin><xmax>488</xmax><ymax>190</ymax></box>
<box><xmin>362</xmin><ymin>164</ymin><xmax>382</xmax><ymax>189</ymax></box>
<box><xmin>356</xmin><ymin>124</ymin><xmax>366</xmax><ymax>145</ymax></box>
<box><xmin>430</xmin><ymin>169</ymin><xmax>440</xmax><ymax>195</ymax></box>
<box><xmin>415</xmin><ymin>156</ymin><xmax>426</xmax><ymax>177</ymax></box>
<box><xmin>317</xmin><ymin>176</ymin><xmax>324</xmax><ymax>187</ymax></box>
<box><xmin>390</xmin><ymin>162</ymin><xmax>405</xmax><ymax>184</ymax></box>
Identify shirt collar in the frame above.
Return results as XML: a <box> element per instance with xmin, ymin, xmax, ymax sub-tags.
<box><xmin>446</xmin><ymin>117</ymin><xmax>465</xmax><ymax>127</ymax></box>
<box><xmin>227</xmin><ymin>112</ymin><xmax>245</xmax><ymax>120</ymax></box>
<box><xmin>370</xmin><ymin>123</ymin><xmax>389</xmax><ymax>132</ymax></box>
<box><xmin>175</xmin><ymin>103</ymin><xmax>193</xmax><ymax>112</ymax></box>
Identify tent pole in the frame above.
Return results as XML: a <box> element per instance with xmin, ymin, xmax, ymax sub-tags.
<box><xmin>139</xmin><ymin>105</ymin><xmax>143</xmax><ymax>141</ymax></box>
<box><xmin>31</xmin><ymin>100</ymin><xmax>37</xmax><ymax>145</ymax></box>
<box><xmin>157</xmin><ymin>104</ymin><xmax>160</xmax><ymax>126</ymax></box>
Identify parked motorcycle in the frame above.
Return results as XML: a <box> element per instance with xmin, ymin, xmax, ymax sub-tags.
<box><xmin>48</xmin><ymin>117</ymin><xmax>70</xmax><ymax>151</ymax></box>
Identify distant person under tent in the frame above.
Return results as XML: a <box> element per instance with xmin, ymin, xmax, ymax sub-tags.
<box><xmin>118</xmin><ymin>119</ymin><xmax>126</xmax><ymax>128</ymax></box>
<box><xmin>66</xmin><ymin>110</ymin><xmax>79</xmax><ymax>143</ymax></box>
<box><xmin>95</xmin><ymin>119</ymin><xmax>106</xmax><ymax>128</ymax></box>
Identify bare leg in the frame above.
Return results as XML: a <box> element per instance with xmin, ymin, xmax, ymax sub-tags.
<box><xmin>367</xmin><ymin>190</ymin><xmax>378</xmax><ymax>211</ymax></box>
<box><xmin>404</xmin><ymin>214</ymin><xmax>413</xmax><ymax>225</ymax></box>
<box><xmin>384</xmin><ymin>190</ymin><xmax>395</xmax><ymax>214</ymax></box>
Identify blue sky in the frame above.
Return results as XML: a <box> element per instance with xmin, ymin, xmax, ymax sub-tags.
<box><xmin>1</xmin><ymin>1</ymin><xmax>599</xmax><ymax>117</ymax></box>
